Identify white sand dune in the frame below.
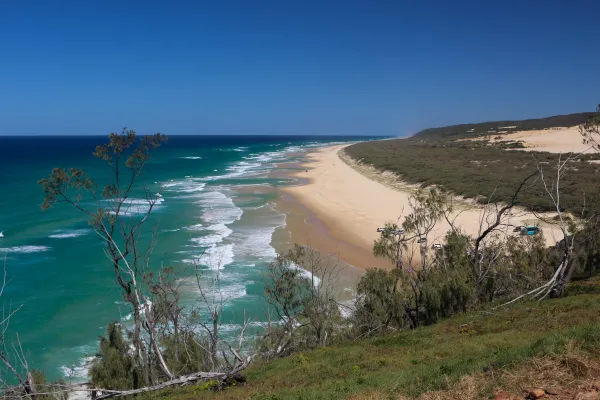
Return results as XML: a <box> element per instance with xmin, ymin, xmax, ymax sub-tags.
<box><xmin>493</xmin><ymin>126</ymin><xmax>593</xmax><ymax>154</ymax></box>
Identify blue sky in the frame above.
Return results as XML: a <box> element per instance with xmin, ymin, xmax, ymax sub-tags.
<box><xmin>0</xmin><ymin>0</ymin><xmax>598</xmax><ymax>136</ymax></box>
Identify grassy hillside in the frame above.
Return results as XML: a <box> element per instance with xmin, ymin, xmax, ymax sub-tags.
<box><xmin>150</xmin><ymin>279</ymin><xmax>600</xmax><ymax>400</ymax></box>
<box><xmin>414</xmin><ymin>112</ymin><xmax>596</xmax><ymax>140</ymax></box>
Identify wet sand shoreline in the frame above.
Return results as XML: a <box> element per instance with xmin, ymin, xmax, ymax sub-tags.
<box><xmin>271</xmin><ymin>146</ymin><xmax>392</xmax><ymax>272</ymax></box>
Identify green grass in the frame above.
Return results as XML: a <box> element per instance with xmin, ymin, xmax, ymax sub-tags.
<box><xmin>149</xmin><ymin>280</ymin><xmax>600</xmax><ymax>400</ymax></box>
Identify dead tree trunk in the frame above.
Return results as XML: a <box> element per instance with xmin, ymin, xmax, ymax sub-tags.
<box><xmin>499</xmin><ymin>153</ymin><xmax>581</xmax><ymax>307</ymax></box>
<box><xmin>94</xmin><ymin>360</ymin><xmax>249</xmax><ymax>400</ymax></box>
<box><xmin>470</xmin><ymin>171</ymin><xmax>538</xmax><ymax>299</ymax></box>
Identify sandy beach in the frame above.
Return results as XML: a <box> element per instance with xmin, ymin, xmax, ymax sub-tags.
<box><xmin>277</xmin><ymin>144</ymin><xmax>565</xmax><ymax>270</ymax></box>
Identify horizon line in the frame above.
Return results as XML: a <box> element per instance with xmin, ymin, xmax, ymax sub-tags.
<box><xmin>0</xmin><ymin>133</ymin><xmax>396</xmax><ymax>138</ymax></box>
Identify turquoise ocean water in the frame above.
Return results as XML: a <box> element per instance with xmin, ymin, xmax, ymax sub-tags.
<box><xmin>0</xmin><ymin>135</ymin><xmax>383</xmax><ymax>381</ymax></box>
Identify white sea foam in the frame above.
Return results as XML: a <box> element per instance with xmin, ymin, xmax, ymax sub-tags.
<box><xmin>200</xmin><ymin>149</ymin><xmax>293</xmax><ymax>181</ymax></box>
<box><xmin>188</xmin><ymin>223</ymin><xmax>232</xmax><ymax>247</ymax></box>
<box><xmin>49</xmin><ymin>229</ymin><xmax>90</xmax><ymax>239</ymax></box>
<box><xmin>196</xmin><ymin>191</ymin><xmax>243</xmax><ymax>225</ymax></box>
<box><xmin>49</xmin><ymin>233</ymin><xmax>83</xmax><ymax>239</ymax></box>
<box><xmin>202</xmin><ymin>244</ymin><xmax>235</xmax><ymax>270</ymax></box>
<box><xmin>229</xmin><ymin>203</ymin><xmax>285</xmax><ymax>267</ymax></box>
<box><xmin>190</xmin><ymin>234</ymin><xmax>224</xmax><ymax>247</ymax></box>
<box><xmin>227</xmin><ymin>161</ymin><xmax>263</xmax><ymax>174</ymax></box>
<box><xmin>290</xmin><ymin>262</ymin><xmax>322</xmax><ymax>287</ymax></box>
<box><xmin>183</xmin><ymin>243</ymin><xmax>234</xmax><ymax>270</ymax></box>
<box><xmin>163</xmin><ymin>180</ymin><xmax>206</xmax><ymax>194</ymax></box>
<box><xmin>237</xmin><ymin>231</ymin><xmax>277</xmax><ymax>260</ymax></box>
<box><xmin>243</xmin><ymin>152</ymin><xmax>280</xmax><ymax>163</ymax></box>
<box><xmin>184</xmin><ymin>223</ymin><xmax>204</xmax><ymax>231</ymax></box>
<box><xmin>0</xmin><ymin>245</ymin><xmax>51</xmax><ymax>254</ymax></box>
<box><xmin>182</xmin><ymin>191</ymin><xmax>241</xmax><ymax>268</ymax></box>
<box><xmin>194</xmin><ymin>277</ymin><xmax>247</xmax><ymax>303</ymax></box>
<box><xmin>104</xmin><ymin>197</ymin><xmax>165</xmax><ymax>216</ymax></box>
<box><xmin>180</xmin><ymin>257</ymin><xmax>200</xmax><ymax>265</ymax></box>
<box><xmin>217</xmin><ymin>284</ymin><xmax>247</xmax><ymax>302</ymax></box>
<box><xmin>114</xmin><ymin>300</ymin><xmax>149</xmax><ymax>325</ymax></box>
<box><xmin>109</xmin><ymin>198</ymin><xmax>165</xmax><ymax>205</ymax></box>
<box><xmin>181</xmin><ymin>156</ymin><xmax>203</xmax><ymax>160</ymax></box>
<box><xmin>206</xmin><ymin>222</ymin><xmax>233</xmax><ymax>237</ymax></box>
<box><xmin>219</xmin><ymin>146</ymin><xmax>248</xmax><ymax>152</ymax></box>
<box><xmin>218</xmin><ymin>321</ymin><xmax>265</xmax><ymax>335</ymax></box>
<box><xmin>233</xmin><ymin>220</ymin><xmax>284</xmax><ymax>262</ymax></box>
<box><xmin>60</xmin><ymin>355</ymin><xmax>95</xmax><ymax>380</ymax></box>
<box><xmin>201</xmin><ymin>162</ymin><xmax>264</xmax><ymax>181</ymax></box>
<box><xmin>173</xmin><ymin>182</ymin><xmax>206</xmax><ymax>193</ymax></box>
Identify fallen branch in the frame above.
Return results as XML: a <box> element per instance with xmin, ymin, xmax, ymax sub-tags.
<box><xmin>95</xmin><ymin>361</ymin><xmax>249</xmax><ymax>399</ymax></box>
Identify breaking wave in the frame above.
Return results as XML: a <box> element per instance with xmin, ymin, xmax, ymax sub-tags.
<box><xmin>49</xmin><ymin>229</ymin><xmax>91</xmax><ymax>239</ymax></box>
<box><xmin>0</xmin><ymin>245</ymin><xmax>51</xmax><ymax>254</ymax></box>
